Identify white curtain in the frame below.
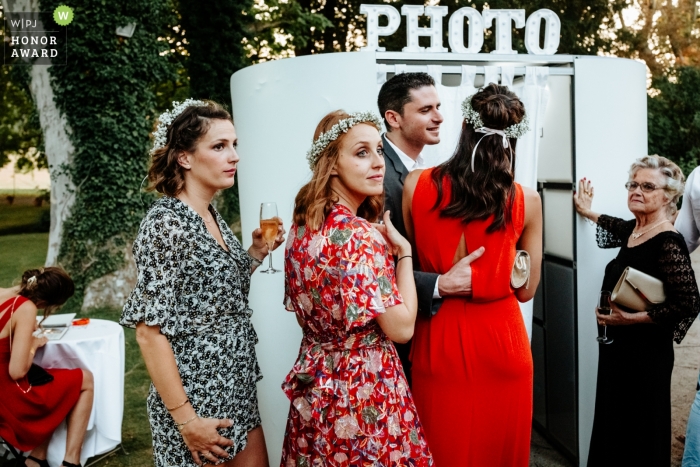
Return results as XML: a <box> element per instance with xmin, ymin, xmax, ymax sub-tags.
<box><xmin>421</xmin><ymin>65</ymin><xmax>477</xmax><ymax>167</ymax></box>
<box><xmin>512</xmin><ymin>67</ymin><xmax>550</xmax><ymax>190</ymax></box>
<box><xmin>510</xmin><ymin>67</ymin><xmax>550</xmax><ymax>340</ymax></box>
<box><xmin>377</xmin><ymin>64</ymin><xmax>550</xmax><ymax>341</ymax></box>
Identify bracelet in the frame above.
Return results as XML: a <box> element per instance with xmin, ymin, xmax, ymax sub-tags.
<box><xmin>176</xmin><ymin>415</ymin><xmax>198</xmax><ymax>432</ymax></box>
<box><xmin>166</xmin><ymin>398</ymin><xmax>189</xmax><ymax>412</ymax></box>
<box><xmin>247</xmin><ymin>251</ymin><xmax>264</xmax><ymax>267</ymax></box>
<box><xmin>396</xmin><ymin>255</ymin><xmax>412</xmax><ymax>264</ymax></box>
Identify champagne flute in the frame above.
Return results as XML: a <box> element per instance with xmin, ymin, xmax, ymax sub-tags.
<box><xmin>596</xmin><ymin>290</ymin><xmax>614</xmax><ymax>344</ymax></box>
<box><xmin>259</xmin><ymin>202</ymin><xmax>280</xmax><ymax>274</ymax></box>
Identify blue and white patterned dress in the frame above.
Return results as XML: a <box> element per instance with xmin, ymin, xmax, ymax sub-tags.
<box><xmin>120</xmin><ymin>196</ymin><xmax>262</xmax><ymax>467</ymax></box>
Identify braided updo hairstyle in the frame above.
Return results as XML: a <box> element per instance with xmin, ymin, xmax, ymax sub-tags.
<box><xmin>432</xmin><ymin>83</ymin><xmax>526</xmax><ymax>232</ymax></box>
<box><xmin>18</xmin><ymin>267</ymin><xmax>75</xmax><ymax>318</ymax></box>
<box><xmin>147</xmin><ymin>101</ymin><xmax>232</xmax><ymax>197</ymax></box>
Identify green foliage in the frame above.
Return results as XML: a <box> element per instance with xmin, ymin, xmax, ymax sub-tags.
<box><xmin>178</xmin><ymin>0</ymin><xmax>251</xmax><ymax>105</ymax></box>
<box><xmin>0</xmin><ymin>55</ymin><xmax>44</xmax><ymax>170</ymax></box>
<box><xmin>177</xmin><ymin>0</ymin><xmax>252</xmax><ymax>225</ymax></box>
<box><xmin>648</xmin><ymin>66</ymin><xmax>700</xmax><ymax>176</ymax></box>
<box><xmin>37</xmin><ymin>0</ymin><xmax>178</xmax><ymax>308</ymax></box>
<box><xmin>176</xmin><ymin>0</ymin><xmax>329</xmax><ymax>225</ymax></box>
<box><xmin>244</xmin><ymin>0</ymin><xmax>333</xmax><ymax>60</ymax></box>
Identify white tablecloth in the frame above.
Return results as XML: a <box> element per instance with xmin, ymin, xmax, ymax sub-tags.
<box><xmin>33</xmin><ymin>319</ymin><xmax>124</xmax><ymax>466</ymax></box>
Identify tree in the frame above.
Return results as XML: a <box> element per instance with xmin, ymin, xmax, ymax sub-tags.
<box><xmin>2</xmin><ymin>0</ymin><xmax>76</xmax><ymax>265</ymax></box>
<box><xmin>177</xmin><ymin>0</ymin><xmax>330</xmax><ymax>225</ymax></box>
<box><xmin>31</xmin><ymin>0</ymin><xmax>178</xmax><ymax>309</ymax></box>
<box><xmin>648</xmin><ymin>66</ymin><xmax>700</xmax><ymax>176</ymax></box>
<box><xmin>178</xmin><ymin>0</ymin><xmax>252</xmax><ymax>105</ymax></box>
<box><xmin>606</xmin><ymin>0</ymin><xmax>700</xmax><ymax>77</ymax></box>
<box><xmin>0</xmin><ymin>64</ymin><xmax>44</xmax><ymax>171</ymax></box>
<box><xmin>244</xmin><ymin>0</ymin><xmax>332</xmax><ymax>61</ymax></box>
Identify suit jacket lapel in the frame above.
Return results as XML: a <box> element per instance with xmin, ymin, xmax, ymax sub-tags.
<box><xmin>382</xmin><ymin>134</ymin><xmax>410</xmax><ymax>185</ymax></box>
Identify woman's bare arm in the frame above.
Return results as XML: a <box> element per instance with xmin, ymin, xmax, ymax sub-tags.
<box><xmin>8</xmin><ymin>301</ymin><xmax>47</xmax><ymax>380</ymax></box>
<box><xmin>515</xmin><ymin>187</ymin><xmax>543</xmax><ymax>303</ymax></box>
<box><xmin>374</xmin><ymin>211</ymin><xmax>417</xmax><ymax>344</ymax></box>
<box><xmin>135</xmin><ymin>323</ymin><xmax>233</xmax><ymax>465</ymax></box>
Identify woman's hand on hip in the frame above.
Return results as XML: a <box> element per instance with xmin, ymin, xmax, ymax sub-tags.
<box><xmin>372</xmin><ymin>211</ymin><xmax>411</xmax><ymax>257</ymax></box>
<box><xmin>250</xmin><ymin>216</ymin><xmax>286</xmax><ymax>258</ymax></box>
<box><xmin>180</xmin><ymin>417</ymin><xmax>235</xmax><ymax>465</ymax></box>
<box><xmin>596</xmin><ymin>301</ymin><xmax>648</xmax><ymax>326</ymax></box>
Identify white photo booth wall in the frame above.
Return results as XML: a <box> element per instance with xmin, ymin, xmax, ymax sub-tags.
<box><xmin>231</xmin><ymin>51</ymin><xmax>646</xmax><ymax>466</ymax></box>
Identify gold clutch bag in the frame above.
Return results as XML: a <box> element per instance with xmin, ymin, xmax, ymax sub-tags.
<box><xmin>511</xmin><ymin>250</ymin><xmax>530</xmax><ymax>289</ymax></box>
<box><xmin>611</xmin><ymin>267</ymin><xmax>666</xmax><ymax>311</ymax></box>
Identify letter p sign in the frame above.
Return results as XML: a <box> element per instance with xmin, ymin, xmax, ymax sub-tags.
<box><xmin>360</xmin><ymin>5</ymin><xmax>401</xmax><ymax>52</ymax></box>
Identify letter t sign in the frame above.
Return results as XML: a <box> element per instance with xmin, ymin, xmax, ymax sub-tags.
<box><xmin>482</xmin><ymin>9</ymin><xmax>526</xmax><ymax>54</ymax></box>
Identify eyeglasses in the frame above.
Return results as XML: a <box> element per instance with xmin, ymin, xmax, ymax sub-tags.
<box><xmin>625</xmin><ymin>181</ymin><xmax>664</xmax><ymax>193</ymax></box>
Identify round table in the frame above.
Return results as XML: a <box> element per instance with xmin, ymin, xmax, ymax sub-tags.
<box><xmin>33</xmin><ymin>319</ymin><xmax>124</xmax><ymax>466</ymax></box>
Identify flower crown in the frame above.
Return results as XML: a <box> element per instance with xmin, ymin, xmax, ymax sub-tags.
<box><xmin>461</xmin><ymin>93</ymin><xmax>530</xmax><ymax>139</ymax></box>
<box><xmin>151</xmin><ymin>99</ymin><xmax>208</xmax><ymax>154</ymax></box>
<box><xmin>307</xmin><ymin>112</ymin><xmax>383</xmax><ymax>169</ymax></box>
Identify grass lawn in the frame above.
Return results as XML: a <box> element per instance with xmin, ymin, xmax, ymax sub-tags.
<box><xmin>0</xmin><ymin>202</ymin><xmax>50</xmax><ymax>236</ymax></box>
<box><xmin>0</xmin><ymin>233</ymin><xmax>49</xmax><ymax>287</ymax></box>
<box><xmin>0</xmin><ymin>235</ymin><xmax>154</xmax><ymax>466</ymax></box>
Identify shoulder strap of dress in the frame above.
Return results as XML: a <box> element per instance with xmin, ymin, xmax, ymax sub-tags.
<box><xmin>0</xmin><ymin>296</ymin><xmax>29</xmax><ymax>333</ymax></box>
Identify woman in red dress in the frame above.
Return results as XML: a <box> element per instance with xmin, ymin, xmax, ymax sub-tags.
<box><xmin>281</xmin><ymin>110</ymin><xmax>433</xmax><ymax>466</ymax></box>
<box><xmin>403</xmin><ymin>84</ymin><xmax>543</xmax><ymax>466</ymax></box>
<box><xmin>0</xmin><ymin>267</ymin><xmax>94</xmax><ymax>467</ymax></box>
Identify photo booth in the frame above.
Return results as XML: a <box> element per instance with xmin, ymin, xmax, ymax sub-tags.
<box><xmin>230</xmin><ymin>50</ymin><xmax>646</xmax><ymax>465</ymax></box>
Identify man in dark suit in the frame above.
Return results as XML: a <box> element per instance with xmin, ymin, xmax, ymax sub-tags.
<box><xmin>378</xmin><ymin>72</ymin><xmax>484</xmax><ymax>384</ymax></box>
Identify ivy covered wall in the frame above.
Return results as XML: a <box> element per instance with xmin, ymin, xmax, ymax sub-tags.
<box><xmin>38</xmin><ymin>0</ymin><xmax>176</xmax><ymax>308</ymax></box>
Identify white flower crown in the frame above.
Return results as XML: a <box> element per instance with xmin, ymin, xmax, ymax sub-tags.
<box><xmin>461</xmin><ymin>93</ymin><xmax>530</xmax><ymax>139</ymax></box>
<box><xmin>151</xmin><ymin>99</ymin><xmax>208</xmax><ymax>154</ymax></box>
<box><xmin>307</xmin><ymin>112</ymin><xmax>383</xmax><ymax>169</ymax></box>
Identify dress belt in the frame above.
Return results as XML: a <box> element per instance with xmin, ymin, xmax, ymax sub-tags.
<box><xmin>281</xmin><ymin>324</ymin><xmax>389</xmax><ymax>422</ymax></box>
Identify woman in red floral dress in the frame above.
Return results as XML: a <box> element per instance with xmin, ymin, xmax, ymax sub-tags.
<box><xmin>281</xmin><ymin>110</ymin><xmax>433</xmax><ymax>467</ymax></box>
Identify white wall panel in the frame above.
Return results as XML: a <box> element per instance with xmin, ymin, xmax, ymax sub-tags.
<box><xmin>230</xmin><ymin>51</ymin><xmax>379</xmax><ymax>463</ymax></box>
<box><xmin>538</xmin><ymin>76</ymin><xmax>572</xmax><ymax>182</ymax></box>
<box><xmin>543</xmin><ymin>188</ymin><xmax>574</xmax><ymax>260</ymax></box>
<box><xmin>573</xmin><ymin>56</ymin><xmax>647</xmax><ymax>465</ymax></box>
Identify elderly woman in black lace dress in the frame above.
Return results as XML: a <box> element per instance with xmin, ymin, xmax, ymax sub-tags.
<box><xmin>574</xmin><ymin>155</ymin><xmax>700</xmax><ymax>467</ymax></box>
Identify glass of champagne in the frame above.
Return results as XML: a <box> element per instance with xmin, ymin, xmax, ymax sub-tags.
<box><xmin>259</xmin><ymin>202</ymin><xmax>280</xmax><ymax>274</ymax></box>
<box><xmin>596</xmin><ymin>290</ymin><xmax>614</xmax><ymax>344</ymax></box>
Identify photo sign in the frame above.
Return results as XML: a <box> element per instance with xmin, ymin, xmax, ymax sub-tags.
<box><xmin>360</xmin><ymin>5</ymin><xmax>561</xmax><ymax>55</ymax></box>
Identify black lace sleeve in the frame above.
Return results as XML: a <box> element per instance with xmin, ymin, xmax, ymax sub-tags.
<box><xmin>647</xmin><ymin>235</ymin><xmax>700</xmax><ymax>343</ymax></box>
<box><xmin>596</xmin><ymin>215</ymin><xmax>636</xmax><ymax>249</ymax></box>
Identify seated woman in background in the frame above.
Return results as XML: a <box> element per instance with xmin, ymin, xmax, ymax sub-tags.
<box><xmin>0</xmin><ymin>267</ymin><xmax>94</xmax><ymax>467</ymax></box>
<box><xmin>574</xmin><ymin>155</ymin><xmax>700</xmax><ymax>467</ymax></box>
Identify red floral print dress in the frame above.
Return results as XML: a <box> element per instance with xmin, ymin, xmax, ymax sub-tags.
<box><xmin>281</xmin><ymin>204</ymin><xmax>433</xmax><ymax>467</ymax></box>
